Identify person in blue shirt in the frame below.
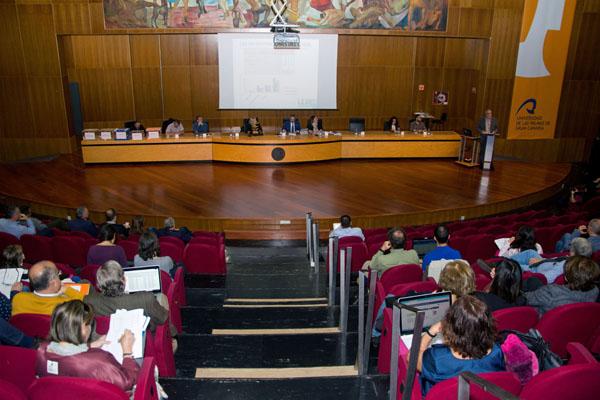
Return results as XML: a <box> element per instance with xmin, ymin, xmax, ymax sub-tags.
<box><xmin>422</xmin><ymin>225</ymin><xmax>462</xmax><ymax>271</ymax></box>
<box><xmin>282</xmin><ymin>115</ymin><xmax>301</xmax><ymax>133</ymax></box>
<box><xmin>329</xmin><ymin>215</ymin><xmax>365</xmax><ymax>241</ymax></box>
<box><xmin>192</xmin><ymin>115</ymin><xmax>209</xmax><ymax>134</ymax></box>
<box><xmin>0</xmin><ymin>205</ymin><xmax>35</xmax><ymax>239</ymax></box>
<box><xmin>418</xmin><ymin>295</ymin><xmax>505</xmax><ymax>395</ymax></box>
<box><xmin>555</xmin><ymin>219</ymin><xmax>600</xmax><ymax>253</ymax></box>
<box><xmin>67</xmin><ymin>206</ymin><xmax>98</xmax><ymax>238</ymax></box>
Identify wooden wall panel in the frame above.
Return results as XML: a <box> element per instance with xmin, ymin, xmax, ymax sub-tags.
<box><xmin>53</xmin><ymin>1</ymin><xmax>91</xmax><ymax>35</ymax></box>
<box><xmin>0</xmin><ymin>4</ymin><xmax>26</xmax><ymax>76</ymax></box>
<box><xmin>17</xmin><ymin>4</ymin><xmax>62</xmax><ymax>76</ymax></box>
<box><xmin>161</xmin><ymin>66</ymin><xmax>193</xmax><ymax>123</ymax></box>
<box><xmin>130</xmin><ymin>35</ymin><xmax>161</xmax><ymax>67</ymax></box>
<box><xmin>0</xmin><ymin>77</ymin><xmax>34</xmax><ymax>139</ymax></box>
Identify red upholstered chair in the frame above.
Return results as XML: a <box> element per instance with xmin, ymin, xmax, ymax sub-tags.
<box><xmin>0</xmin><ymin>345</ymin><xmax>37</xmax><ymax>389</ymax></box>
<box><xmin>424</xmin><ymin>372</ymin><xmax>521</xmax><ymax>400</ymax></box>
<box><xmin>68</xmin><ymin>230</ymin><xmax>94</xmax><ymax>240</ymax></box>
<box><xmin>522</xmin><ymin>271</ymin><xmax>548</xmax><ymax>286</ymax></box>
<box><xmin>174</xmin><ymin>267</ymin><xmax>186</xmax><ymax>306</ymax></box>
<box><xmin>94</xmin><ymin>315</ymin><xmax>111</xmax><ymax>335</ymax></box>
<box><xmin>51</xmin><ymin>236</ymin><xmax>86</xmax><ymax>267</ymax></box>
<box><xmin>540</xmin><ymin>251</ymin><xmax>569</xmax><ymax>259</ymax></box>
<box><xmin>183</xmin><ymin>244</ymin><xmax>226</xmax><ymax>275</ymax></box>
<box><xmin>152</xmin><ymin>322</ymin><xmax>176</xmax><ymax>377</ymax></box>
<box><xmin>159</xmin><ymin>236</ymin><xmax>185</xmax><ymax>250</ymax></box>
<box><xmin>133</xmin><ymin>357</ymin><xmax>159</xmax><ymax>400</ymax></box>
<box><xmin>566</xmin><ymin>342</ymin><xmax>598</xmax><ymax>365</ymax></box>
<box><xmin>536</xmin><ymin>302</ymin><xmax>600</xmax><ymax>358</ymax></box>
<box><xmin>27</xmin><ymin>376</ymin><xmax>129</xmax><ymax>400</ymax></box>
<box><xmin>492</xmin><ymin>306</ymin><xmax>539</xmax><ymax>333</ymax></box>
<box><xmin>378</xmin><ymin>308</ymin><xmax>419</xmax><ymax>377</ymax></box>
<box><xmin>160</xmin><ymin>270</ymin><xmax>172</xmax><ymax>295</ymax></box>
<box><xmin>379</xmin><ymin>264</ymin><xmax>423</xmax><ymax>289</ymax></box>
<box><xmin>375</xmin><ymin>280</ymin><xmax>439</xmax><ymax>323</ymax></box>
<box><xmin>337</xmin><ymin>242</ymin><xmax>369</xmax><ymax>272</ymax></box>
<box><xmin>554</xmin><ymin>274</ymin><xmax>565</xmax><ymax>284</ymax></box>
<box><xmin>119</xmin><ymin>240</ymin><xmax>138</xmax><ymax>261</ymax></box>
<box><xmin>0</xmin><ymin>232</ymin><xmax>20</xmax><ymax>252</ymax></box>
<box><xmin>363</xmin><ymin>227</ymin><xmax>387</xmax><ymax>240</ymax></box>
<box><xmin>55</xmin><ymin>262</ymin><xmax>77</xmax><ymax>276</ymax></box>
<box><xmin>167</xmin><ymin>283</ymin><xmax>182</xmax><ymax>334</ymax></box>
<box><xmin>519</xmin><ymin>363</ymin><xmax>600</xmax><ymax>400</ymax></box>
<box><xmin>79</xmin><ymin>264</ymin><xmax>101</xmax><ymax>286</ymax></box>
<box><xmin>20</xmin><ymin>234</ymin><xmax>52</xmax><ymax>263</ymax></box>
<box><xmin>479</xmin><ymin>225</ymin><xmax>509</xmax><ymax>236</ymax></box>
<box><xmin>0</xmin><ymin>379</ymin><xmax>27</xmax><ymax>400</ymax></box>
<box><xmin>127</xmin><ymin>234</ymin><xmax>141</xmax><ymax>243</ymax></box>
<box><xmin>593</xmin><ymin>250</ymin><xmax>600</xmax><ymax>263</ymax></box>
<box><xmin>159</xmin><ymin>242</ymin><xmax>183</xmax><ymax>265</ymax></box>
<box><xmin>582</xmin><ymin>196</ymin><xmax>600</xmax><ymax>216</ymax></box>
<box><xmin>365</xmin><ymin>233</ymin><xmax>387</xmax><ymax>246</ymax></box>
<box><xmin>462</xmin><ymin>234</ymin><xmax>496</xmax><ymax>264</ymax></box>
<box><xmin>189</xmin><ymin>236</ymin><xmax>220</xmax><ymax>246</ymax></box>
<box><xmin>338</xmin><ymin>236</ymin><xmax>364</xmax><ymax>245</ymax></box>
<box><xmin>475</xmin><ymin>274</ymin><xmax>492</xmax><ymax>291</ymax></box>
<box><xmin>9</xmin><ymin>313</ymin><xmax>51</xmax><ymax>339</ymax></box>
<box><xmin>367</xmin><ymin>242</ymin><xmax>382</xmax><ymax>258</ymax></box>
<box><xmin>447</xmin><ymin>236</ymin><xmax>470</xmax><ymax>256</ymax></box>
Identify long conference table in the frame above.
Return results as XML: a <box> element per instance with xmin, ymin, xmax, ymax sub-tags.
<box><xmin>81</xmin><ymin>131</ymin><xmax>461</xmax><ymax>164</ymax></box>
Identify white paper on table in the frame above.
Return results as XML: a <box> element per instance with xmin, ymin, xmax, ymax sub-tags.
<box><xmin>102</xmin><ymin>308</ymin><xmax>150</xmax><ymax>364</ymax></box>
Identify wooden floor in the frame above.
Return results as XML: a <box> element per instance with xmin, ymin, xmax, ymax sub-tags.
<box><xmin>0</xmin><ymin>155</ymin><xmax>569</xmax><ymax>239</ymax></box>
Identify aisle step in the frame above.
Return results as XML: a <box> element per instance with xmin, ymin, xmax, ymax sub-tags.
<box><xmin>225</xmin><ymin>297</ymin><xmax>327</xmax><ymax>303</ymax></box>
<box><xmin>211</xmin><ymin>327</ymin><xmax>341</xmax><ymax>335</ymax></box>
<box><xmin>223</xmin><ymin>303</ymin><xmax>328</xmax><ymax>308</ymax></box>
<box><xmin>195</xmin><ymin>365</ymin><xmax>357</xmax><ymax>379</ymax></box>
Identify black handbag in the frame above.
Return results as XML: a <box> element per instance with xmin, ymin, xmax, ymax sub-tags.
<box><xmin>499</xmin><ymin>328</ymin><xmax>563</xmax><ymax>371</ymax></box>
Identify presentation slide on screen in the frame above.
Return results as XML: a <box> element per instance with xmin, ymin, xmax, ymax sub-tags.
<box><xmin>218</xmin><ymin>33</ymin><xmax>338</xmax><ymax>109</ymax></box>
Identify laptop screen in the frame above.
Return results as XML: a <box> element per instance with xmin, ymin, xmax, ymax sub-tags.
<box><xmin>398</xmin><ymin>291</ymin><xmax>452</xmax><ymax>335</ymax></box>
<box><xmin>123</xmin><ymin>266</ymin><xmax>162</xmax><ymax>294</ymax></box>
<box><xmin>411</xmin><ymin>239</ymin><xmax>437</xmax><ymax>257</ymax></box>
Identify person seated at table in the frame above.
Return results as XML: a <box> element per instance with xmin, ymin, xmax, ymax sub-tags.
<box><xmin>385</xmin><ymin>116</ymin><xmax>399</xmax><ymax>132</ymax></box>
<box><xmin>410</xmin><ymin>115</ymin><xmax>426</xmax><ymax>131</ymax></box>
<box><xmin>132</xmin><ymin>121</ymin><xmax>145</xmax><ymax>132</ymax></box>
<box><xmin>417</xmin><ymin>295</ymin><xmax>505</xmax><ymax>395</ymax></box>
<box><xmin>307</xmin><ymin>115</ymin><xmax>323</xmax><ymax>132</ymax></box>
<box><xmin>192</xmin><ymin>115</ymin><xmax>209</xmax><ymax>134</ymax></box>
<box><xmin>282</xmin><ymin>115</ymin><xmax>301</xmax><ymax>133</ymax></box>
<box><xmin>243</xmin><ymin>117</ymin><xmax>263</xmax><ymax>136</ymax></box>
<box><xmin>165</xmin><ymin>119</ymin><xmax>184</xmax><ymax>135</ymax></box>
<box><xmin>87</xmin><ymin>224</ymin><xmax>128</xmax><ymax>268</ymax></box>
<box><xmin>36</xmin><ymin>300</ymin><xmax>140</xmax><ymax>392</ymax></box>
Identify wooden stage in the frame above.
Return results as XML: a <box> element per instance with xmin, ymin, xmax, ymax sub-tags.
<box><xmin>81</xmin><ymin>131</ymin><xmax>461</xmax><ymax>164</ymax></box>
<box><xmin>0</xmin><ymin>155</ymin><xmax>570</xmax><ymax>240</ymax></box>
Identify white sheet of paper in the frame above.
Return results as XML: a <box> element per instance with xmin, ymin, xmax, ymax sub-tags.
<box><xmin>100</xmin><ymin>131</ymin><xmax>112</xmax><ymax>140</ymax></box>
<box><xmin>102</xmin><ymin>308</ymin><xmax>149</xmax><ymax>363</ymax></box>
<box><xmin>495</xmin><ymin>237</ymin><xmax>511</xmax><ymax>251</ymax></box>
<box><xmin>147</xmin><ymin>131</ymin><xmax>160</xmax><ymax>139</ymax></box>
<box><xmin>83</xmin><ymin>131</ymin><xmax>96</xmax><ymax>140</ymax></box>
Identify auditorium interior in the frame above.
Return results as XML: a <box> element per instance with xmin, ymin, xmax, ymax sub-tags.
<box><xmin>1</xmin><ymin>0</ymin><xmax>600</xmax><ymax>399</ymax></box>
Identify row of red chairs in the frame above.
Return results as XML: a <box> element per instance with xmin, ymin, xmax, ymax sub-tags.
<box><xmin>0</xmin><ymin>345</ymin><xmax>159</xmax><ymax>399</ymax></box>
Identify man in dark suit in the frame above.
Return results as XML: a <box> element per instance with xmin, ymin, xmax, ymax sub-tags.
<box><xmin>282</xmin><ymin>115</ymin><xmax>301</xmax><ymax>133</ymax></box>
<box><xmin>68</xmin><ymin>206</ymin><xmax>98</xmax><ymax>238</ymax></box>
<box><xmin>102</xmin><ymin>208</ymin><xmax>130</xmax><ymax>238</ymax></box>
<box><xmin>477</xmin><ymin>109</ymin><xmax>499</xmax><ymax>166</ymax></box>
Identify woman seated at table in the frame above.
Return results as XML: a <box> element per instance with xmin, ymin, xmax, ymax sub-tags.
<box><xmin>307</xmin><ymin>115</ymin><xmax>323</xmax><ymax>133</ymax></box>
<box><xmin>243</xmin><ymin>117</ymin><xmax>263</xmax><ymax>136</ymax></box>
<box><xmin>417</xmin><ymin>295</ymin><xmax>505</xmax><ymax>395</ymax></box>
<box><xmin>36</xmin><ymin>300</ymin><xmax>139</xmax><ymax>392</ymax></box>
<box><xmin>385</xmin><ymin>116</ymin><xmax>399</xmax><ymax>132</ymax></box>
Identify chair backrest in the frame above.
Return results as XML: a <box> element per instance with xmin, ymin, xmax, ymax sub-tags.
<box><xmin>94</xmin><ymin>315</ymin><xmax>111</xmax><ymax>335</ymax></box>
<box><xmin>475</xmin><ymin>274</ymin><xmax>492</xmax><ymax>291</ymax></box>
<box><xmin>189</xmin><ymin>236</ymin><xmax>220</xmax><ymax>246</ymax></box>
<box><xmin>492</xmin><ymin>306</ymin><xmax>539</xmax><ymax>333</ymax></box>
<box><xmin>55</xmin><ymin>262</ymin><xmax>77</xmax><ymax>276</ymax></box>
<box><xmin>387</xmin><ymin>280</ymin><xmax>439</xmax><ymax>298</ymax></box>
<box><xmin>160</xmin><ymin>270</ymin><xmax>172</xmax><ymax>295</ymax></box>
<box><xmin>27</xmin><ymin>376</ymin><xmax>129</xmax><ymax>400</ymax></box>
<box><xmin>338</xmin><ymin>236</ymin><xmax>364</xmax><ymax>245</ymax></box>
<box><xmin>0</xmin><ymin>232</ymin><xmax>20</xmax><ymax>252</ymax></box>
<box><xmin>463</xmin><ymin>234</ymin><xmax>496</xmax><ymax>264</ymax></box>
<box><xmin>348</xmin><ymin>117</ymin><xmax>365</xmax><ymax>132</ymax></box>
<box><xmin>159</xmin><ymin>242</ymin><xmax>184</xmax><ymax>264</ymax></box>
<box><xmin>426</xmin><ymin>259</ymin><xmax>456</xmax><ymax>283</ymax></box>
<box><xmin>68</xmin><ymin>230</ymin><xmax>94</xmax><ymax>239</ymax></box>
<box><xmin>536</xmin><ymin>302</ymin><xmax>600</xmax><ymax>358</ymax></box>
<box><xmin>519</xmin><ymin>363</ymin><xmax>600</xmax><ymax>400</ymax></box>
<box><xmin>153</xmin><ymin>322</ymin><xmax>176</xmax><ymax>377</ymax></box>
<box><xmin>79</xmin><ymin>264</ymin><xmax>101</xmax><ymax>286</ymax></box>
<box><xmin>183</xmin><ymin>244</ymin><xmax>226</xmax><ymax>275</ymax></box>
<box><xmin>379</xmin><ymin>264</ymin><xmax>423</xmax><ymax>291</ymax></box>
<box><xmin>424</xmin><ymin>371</ymin><xmax>521</xmax><ymax>400</ymax></box>
<box><xmin>161</xmin><ymin>118</ymin><xmax>175</xmax><ymax>134</ymax></box>
<box><xmin>174</xmin><ymin>267</ymin><xmax>186</xmax><ymax>306</ymax></box>
<box><xmin>51</xmin><ymin>236</ymin><xmax>86</xmax><ymax>267</ymax></box>
<box><xmin>363</xmin><ymin>227</ymin><xmax>387</xmax><ymax>240</ymax></box>
<box><xmin>337</xmin><ymin>243</ymin><xmax>369</xmax><ymax>272</ymax></box>
<box><xmin>522</xmin><ymin>271</ymin><xmax>548</xmax><ymax>286</ymax></box>
<box><xmin>20</xmin><ymin>234</ymin><xmax>53</xmax><ymax>263</ymax></box>
<box><xmin>9</xmin><ymin>313</ymin><xmax>51</xmax><ymax>339</ymax></box>
<box><xmin>133</xmin><ymin>357</ymin><xmax>159</xmax><ymax>400</ymax></box>
<box><xmin>158</xmin><ymin>236</ymin><xmax>185</xmax><ymax>249</ymax></box>
<box><xmin>0</xmin><ymin>379</ymin><xmax>27</xmax><ymax>400</ymax></box>
<box><xmin>0</xmin><ymin>345</ymin><xmax>37</xmax><ymax>388</ymax></box>
<box><xmin>167</xmin><ymin>283</ymin><xmax>182</xmax><ymax>334</ymax></box>
<box><xmin>119</xmin><ymin>240</ymin><xmax>138</xmax><ymax>261</ymax></box>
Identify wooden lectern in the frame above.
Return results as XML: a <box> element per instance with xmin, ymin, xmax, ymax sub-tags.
<box><xmin>456</xmin><ymin>135</ymin><xmax>480</xmax><ymax>167</ymax></box>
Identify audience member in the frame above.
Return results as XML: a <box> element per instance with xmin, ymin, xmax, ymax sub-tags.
<box><xmin>87</xmin><ymin>225</ymin><xmax>128</xmax><ymax>268</ymax></box>
<box><xmin>0</xmin><ymin>205</ymin><xmax>35</xmax><ymax>238</ymax></box>
<box><xmin>68</xmin><ymin>206</ymin><xmax>98</xmax><ymax>238</ymax></box>
<box><xmin>85</xmin><ymin>261</ymin><xmax>175</xmax><ymax>336</ymax></box>
<box><xmin>363</xmin><ymin>228</ymin><xmax>418</xmax><ymax>274</ymax></box>
<box><xmin>524</xmin><ymin>256</ymin><xmax>599</xmax><ymax>315</ymax></box>
<box><xmin>474</xmin><ymin>258</ymin><xmax>526</xmax><ymax>312</ymax></box>
<box><xmin>422</xmin><ymin>225</ymin><xmax>462</xmax><ymax>271</ymax></box>
<box><xmin>386</xmin><ymin>116</ymin><xmax>399</xmax><ymax>132</ymax></box>
<box><xmin>130</xmin><ymin>215</ymin><xmax>145</xmax><ymax>237</ymax></box>
<box><xmin>192</xmin><ymin>115</ymin><xmax>209</xmax><ymax>134</ymax></box>
<box><xmin>417</xmin><ymin>295</ymin><xmax>504</xmax><ymax>395</ymax></box>
<box><xmin>134</xmin><ymin>232</ymin><xmax>175</xmax><ymax>276</ymax></box>
<box><xmin>1</xmin><ymin>245</ymin><xmax>26</xmax><ymax>320</ymax></box>
<box><xmin>18</xmin><ymin>205</ymin><xmax>51</xmax><ymax>236</ymax></box>
<box><xmin>155</xmin><ymin>217</ymin><xmax>192</xmax><ymax>244</ymax></box>
<box><xmin>555</xmin><ymin>218</ymin><xmax>600</xmax><ymax>253</ymax></box>
<box><xmin>282</xmin><ymin>115</ymin><xmax>301</xmax><ymax>133</ymax></box>
<box><xmin>525</xmin><ymin>237</ymin><xmax>593</xmax><ymax>284</ymax></box>
<box><xmin>437</xmin><ymin>260</ymin><xmax>475</xmax><ymax>301</ymax></box>
<box><xmin>499</xmin><ymin>225</ymin><xmax>543</xmax><ymax>267</ymax></box>
<box><xmin>12</xmin><ymin>261</ymin><xmax>85</xmax><ymax>316</ymax></box>
<box><xmin>329</xmin><ymin>215</ymin><xmax>365</xmax><ymax>241</ymax></box>
<box><xmin>410</xmin><ymin>115</ymin><xmax>426</xmax><ymax>131</ymax></box>
<box><xmin>36</xmin><ymin>300</ymin><xmax>139</xmax><ymax>391</ymax></box>
<box><xmin>243</xmin><ymin>117</ymin><xmax>263</xmax><ymax>136</ymax></box>
<box><xmin>307</xmin><ymin>115</ymin><xmax>323</xmax><ymax>132</ymax></box>
<box><xmin>0</xmin><ymin>318</ymin><xmax>36</xmax><ymax>347</ymax></box>
<box><xmin>165</xmin><ymin>119</ymin><xmax>184</xmax><ymax>134</ymax></box>
<box><xmin>103</xmin><ymin>208</ymin><xmax>130</xmax><ymax>237</ymax></box>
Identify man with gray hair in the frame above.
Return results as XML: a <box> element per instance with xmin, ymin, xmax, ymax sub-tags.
<box><xmin>84</xmin><ymin>261</ymin><xmax>175</xmax><ymax>336</ymax></box>
<box><xmin>526</xmin><ymin>237</ymin><xmax>594</xmax><ymax>284</ymax></box>
<box><xmin>155</xmin><ymin>216</ymin><xmax>192</xmax><ymax>243</ymax></box>
<box><xmin>67</xmin><ymin>205</ymin><xmax>98</xmax><ymax>237</ymax></box>
<box><xmin>555</xmin><ymin>218</ymin><xmax>600</xmax><ymax>253</ymax></box>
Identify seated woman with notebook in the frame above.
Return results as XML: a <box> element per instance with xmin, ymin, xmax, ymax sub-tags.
<box><xmin>36</xmin><ymin>300</ymin><xmax>139</xmax><ymax>392</ymax></box>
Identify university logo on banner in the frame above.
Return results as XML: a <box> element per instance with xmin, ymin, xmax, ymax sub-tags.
<box><xmin>507</xmin><ymin>0</ymin><xmax>577</xmax><ymax>140</ymax></box>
